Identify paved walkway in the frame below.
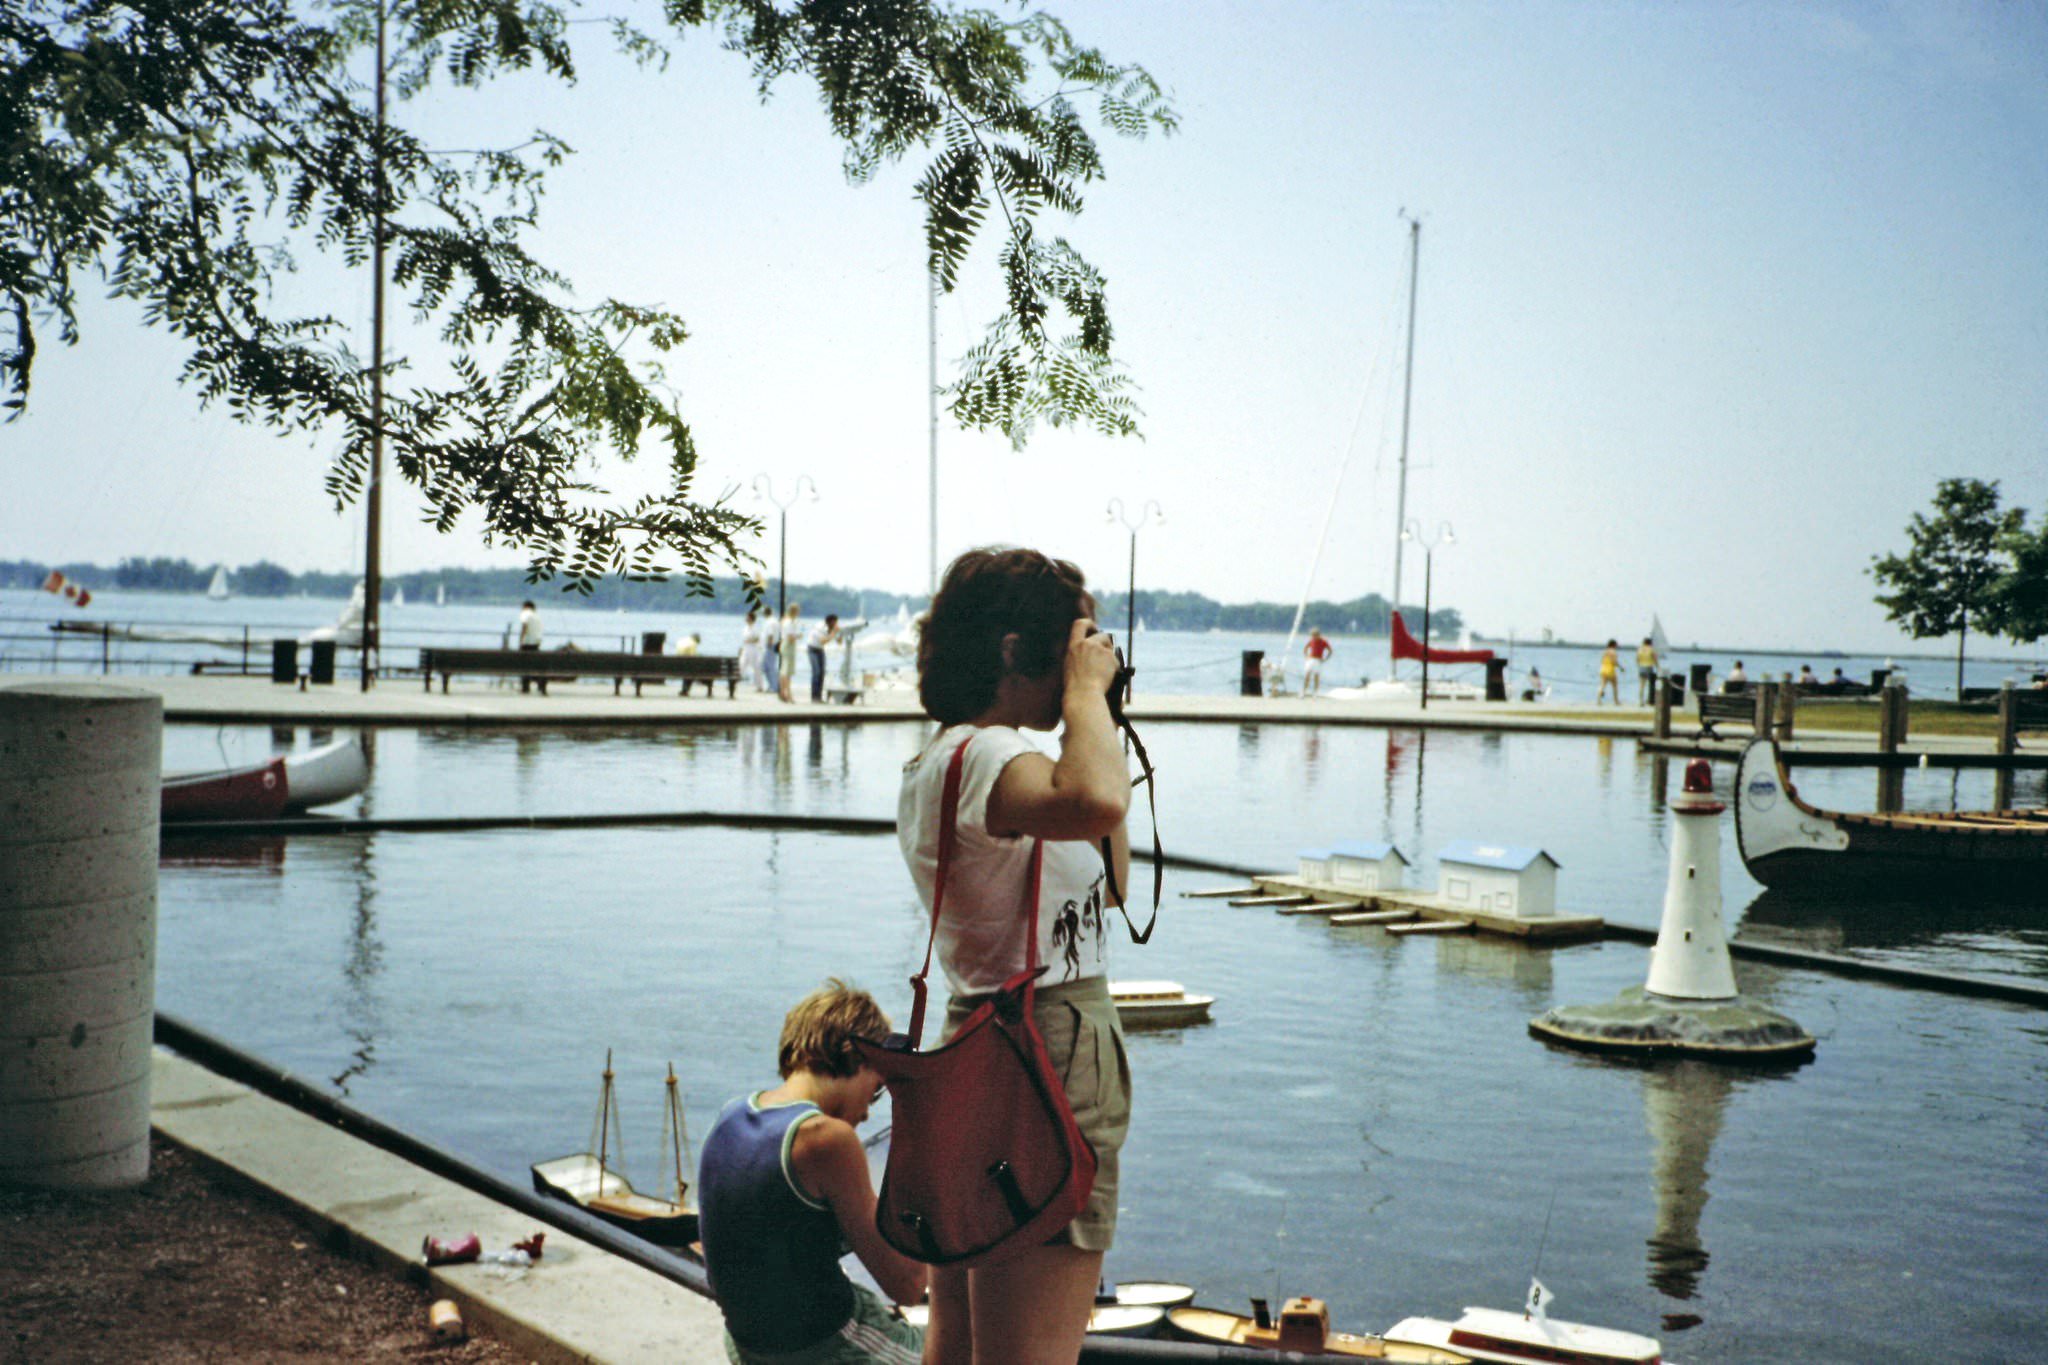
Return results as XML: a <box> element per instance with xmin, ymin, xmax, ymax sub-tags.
<box><xmin>152</xmin><ymin>1048</ymin><xmax>728</xmax><ymax>1364</ymax></box>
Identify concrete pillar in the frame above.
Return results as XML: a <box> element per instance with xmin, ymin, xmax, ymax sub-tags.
<box><xmin>1776</xmin><ymin>675</ymin><xmax>1796</xmax><ymax>740</ymax></box>
<box><xmin>0</xmin><ymin>683</ymin><xmax>162</xmax><ymax>1188</ymax></box>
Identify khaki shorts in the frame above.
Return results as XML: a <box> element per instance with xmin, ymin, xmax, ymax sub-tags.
<box><xmin>942</xmin><ymin>975</ymin><xmax>1132</xmax><ymax>1252</ymax></box>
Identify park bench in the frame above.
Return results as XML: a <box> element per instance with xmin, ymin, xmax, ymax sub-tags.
<box><xmin>418</xmin><ymin>647</ymin><xmax>740</xmax><ymax>697</ymax></box>
<box><xmin>1696</xmin><ymin>690</ymin><xmax>1767</xmax><ymax>740</ymax></box>
<box><xmin>1961</xmin><ymin>686</ymin><xmax>2048</xmax><ymax>732</ymax></box>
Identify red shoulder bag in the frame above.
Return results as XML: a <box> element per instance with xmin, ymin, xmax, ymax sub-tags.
<box><xmin>854</xmin><ymin>735</ymin><xmax>1097</xmax><ymax>1267</ymax></box>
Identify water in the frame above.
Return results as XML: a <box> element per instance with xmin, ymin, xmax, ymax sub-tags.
<box><xmin>9</xmin><ymin>587</ymin><xmax>2047</xmax><ymax>699</ymax></box>
<box><xmin>150</xmin><ymin>720</ymin><xmax>2048</xmax><ymax>1364</ymax></box>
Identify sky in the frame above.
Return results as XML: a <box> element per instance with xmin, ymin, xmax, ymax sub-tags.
<box><xmin>7</xmin><ymin>1</ymin><xmax>2047</xmax><ymax>653</ymax></box>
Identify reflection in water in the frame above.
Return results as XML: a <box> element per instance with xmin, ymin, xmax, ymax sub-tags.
<box><xmin>1302</xmin><ymin>725</ymin><xmax>1323</xmax><ymax>778</ymax></box>
<box><xmin>807</xmin><ymin>722</ymin><xmax>824</xmax><ymax>773</ymax></box>
<box><xmin>1597</xmin><ymin>735</ymin><xmax>1616</xmax><ymax>787</ymax></box>
<box><xmin>1235</xmin><ymin>724</ymin><xmax>1262</xmax><ymax>763</ymax></box>
<box><xmin>1433</xmin><ymin>933</ymin><xmax>1554</xmax><ymax>1002</ymax></box>
<box><xmin>333</xmin><ymin>776</ymin><xmax>384</xmax><ymax>1095</ymax></box>
<box><xmin>1647</xmin><ymin>753</ymin><xmax>1669</xmax><ymax>810</ymax></box>
<box><xmin>1640</xmin><ymin>1061</ymin><xmax>1735</xmax><ymax>1308</ymax></box>
<box><xmin>160</xmin><ymin>835</ymin><xmax>287</xmax><ymax>871</ymax></box>
<box><xmin>1738</xmin><ymin>890</ymin><xmax>2048</xmax><ymax>979</ymax></box>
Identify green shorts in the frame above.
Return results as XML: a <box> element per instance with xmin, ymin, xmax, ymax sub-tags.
<box><xmin>724</xmin><ymin>1284</ymin><xmax>923</xmax><ymax>1365</ymax></box>
<box><xmin>943</xmin><ymin>974</ymin><xmax>1133</xmax><ymax>1252</ymax></box>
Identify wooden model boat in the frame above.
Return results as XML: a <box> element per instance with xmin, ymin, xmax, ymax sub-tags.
<box><xmin>1167</xmin><ymin>1297</ymin><xmax>1470</xmax><ymax>1362</ymax></box>
<box><xmin>1733</xmin><ymin>739</ymin><xmax>2048</xmax><ymax>891</ymax></box>
<box><xmin>1109</xmin><ymin>980</ymin><xmax>1215</xmax><ymax>1029</ymax></box>
<box><xmin>532</xmin><ymin>1054</ymin><xmax>699</xmax><ymax>1248</ymax></box>
<box><xmin>161</xmin><ymin>735</ymin><xmax>369</xmax><ymax>822</ymax></box>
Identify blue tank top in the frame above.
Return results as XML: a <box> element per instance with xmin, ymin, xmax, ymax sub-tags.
<box><xmin>698</xmin><ymin>1093</ymin><xmax>854</xmax><ymax>1352</ymax></box>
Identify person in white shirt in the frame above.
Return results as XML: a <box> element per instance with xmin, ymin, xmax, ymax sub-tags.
<box><xmin>739</xmin><ymin>609</ymin><xmax>764</xmax><ymax>689</ymax></box>
<box><xmin>806</xmin><ymin>614</ymin><xmax>841</xmax><ymax>702</ymax></box>
<box><xmin>898</xmin><ymin>547</ymin><xmax>1131</xmax><ymax>1365</ymax></box>
<box><xmin>515</xmin><ymin>600</ymin><xmax>542</xmax><ymax>693</ymax></box>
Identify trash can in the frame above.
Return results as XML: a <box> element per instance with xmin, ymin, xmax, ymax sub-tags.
<box><xmin>1689</xmin><ymin>662</ymin><xmax>1712</xmax><ymax>696</ymax></box>
<box><xmin>308</xmin><ymin>639</ymin><xmax>337</xmax><ymax>685</ymax></box>
<box><xmin>1241</xmin><ymin>650</ymin><xmax>1265</xmax><ymax>697</ymax></box>
<box><xmin>1665</xmin><ymin>673</ymin><xmax>1686</xmax><ymax>706</ymax></box>
<box><xmin>641</xmin><ymin>631</ymin><xmax>666</xmax><ymax>656</ymax></box>
<box><xmin>1484</xmin><ymin>657</ymin><xmax>1508</xmax><ymax>702</ymax></box>
<box><xmin>270</xmin><ymin>638</ymin><xmax>297</xmax><ymax>684</ymax></box>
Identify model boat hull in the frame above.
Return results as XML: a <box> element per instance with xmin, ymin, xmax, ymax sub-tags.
<box><xmin>1110</xmin><ymin>980</ymin><xmax>1215</xmax><ymax>1029</ymax></box>
<box><xmin>1734</xmin><ymin>739</ymin><xmax>2048</xmax><ymax>891</ymax></box>
<box><xmin>162</xmin><ymin>737</ymin><xmax>369</xmax><ymax>822</ymax></box>
<box><xmin>530</xmin><ymin>1153</ymin><xmax>699</xmax><ymax>1248</ymax></box>
<box><xmin>1166</xmin><ymin>1306</ymin><xmax>1469</xmax><ymax>1362</ymax></box>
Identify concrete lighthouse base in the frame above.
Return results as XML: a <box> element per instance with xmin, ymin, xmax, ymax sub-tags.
<box><xmin>1530</xmin><ymin>987</ymin><xmax>1815</xmax><ymax>1063</ymax></box>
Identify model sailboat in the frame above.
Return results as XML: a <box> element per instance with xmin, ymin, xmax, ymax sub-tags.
<box><xmin>532</xmin><ymin>1052</ymin><xmax>699</xmax><ymax>1247</ymax></box>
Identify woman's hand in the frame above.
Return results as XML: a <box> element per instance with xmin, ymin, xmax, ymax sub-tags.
<box><xmin>1063</xmin><ymin>618</ymin><xmax>1120</xmax><ymax>715</ymax></box>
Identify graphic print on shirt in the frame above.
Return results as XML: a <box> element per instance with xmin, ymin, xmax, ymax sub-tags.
<box><xmin>1050</xmin><ymin>873</ymin><xmax>1107</xmax><ymax>980</ymax></box>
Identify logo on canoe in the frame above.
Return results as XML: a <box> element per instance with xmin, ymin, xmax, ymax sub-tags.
<box><xmin>1744</xmin><ymin>776</ymin><xmax>1778</xmax><ymax>811</ymax></box>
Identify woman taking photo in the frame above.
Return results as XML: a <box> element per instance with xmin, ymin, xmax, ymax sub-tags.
<box><xmin>897</xmin><ymin>547</ymin><xmax>1133</xmax><ymax>1365</ymax></box>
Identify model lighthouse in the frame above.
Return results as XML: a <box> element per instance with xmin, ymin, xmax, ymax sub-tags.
<box><xmin>1530</xmin><ymin>760</ymin><xmax>1814</xmax><ymax>1061</ymax></box>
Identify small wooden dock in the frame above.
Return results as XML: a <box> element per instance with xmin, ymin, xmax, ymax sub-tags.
<box><xmin>1246</xmin><ymin>874</ymin><xmax>1603</xmax><ymax>942</ymax></box>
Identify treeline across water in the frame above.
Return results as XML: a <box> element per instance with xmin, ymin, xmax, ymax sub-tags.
<box><xmin>0</xmin><ymin>557</ymin><xmax>1463</xmax><ymax>637</ymax></box>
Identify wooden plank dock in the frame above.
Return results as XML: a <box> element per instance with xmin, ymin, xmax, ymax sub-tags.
<box><xmin>1247</xmin><ymin>874</ymin><xmax>1603</xmax><ymax>942</ymax></box>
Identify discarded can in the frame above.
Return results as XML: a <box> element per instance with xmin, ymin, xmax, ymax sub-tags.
<box><xmin>514</xmin><ymin>1231</ymin><xmax>547</xmax><ymax>1260</ymax></box>
<box><xmin>429</xmin><ymin>1298</ymin><xmax>467</xmax><ymax>1342</ymax></box>
<box><xmin>423</xmin><ymin>1232</ymin><xmax>482</xmax><ymax>1265</ymax></box>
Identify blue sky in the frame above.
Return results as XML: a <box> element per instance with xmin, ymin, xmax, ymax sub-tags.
<box><xmin>7</xmin><ymin>1</ymin><xmax>2046</xmax><ymax>653</ymax></box>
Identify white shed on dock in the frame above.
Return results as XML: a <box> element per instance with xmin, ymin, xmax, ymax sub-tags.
<box><xmin>1327</xmin><ymin>841</ymin><xmax>1410</xmax><ymax>892</ymax></box>
<box><xmin>1435</xmin><ymin>841</ymin><xmax>1559</xmax><ymax>919</ymax></box>
<box><xmin>1297</xmin><ymin>848</ymin><xmax>1333</xmax><ymax>882</ymax></box>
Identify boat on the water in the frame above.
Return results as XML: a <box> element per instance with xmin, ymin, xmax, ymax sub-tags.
<box><xmin>1734</xmin><ymin>738</ymin><xmax>2048</xmax><ymax>891</ymax></box>
<box><xmin>532</xmin><ymin>1055</ymin><xmax>699</xmax><ymax>1249</ymax></box>
<box><xmin>1109</xmin><ymin>980</ymin><xmax>1214</xmax><ymax>1029</ymax></box>
<box><xmin>1105</xmin><ymin>1280</ymin><xmax>1196</xmax><ymax>1309</ymax></box>
<box><xmin>206</xmin><ymin>565</ymin><xmax>230</xmax><ymax>600</ymax></box>
<box><xmin>1168</xmin><ymin>1297</ymin><xmax>1471</xmax><ymax>1362</ymax></box>
<box><xmin>1383</xmin><ymin>1290</ymin><xmax>1664</xmax><ymax>1365</ymax></box>
<box><xmin>161</xmin><ymin>735</ymin><xmax>369</xmax><ymax>822</ymax></box>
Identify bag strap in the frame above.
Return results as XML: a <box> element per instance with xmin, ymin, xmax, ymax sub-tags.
<box><xmin>907</xmin><ymin>735</ymin><xmax>1049</xmax><ymax>1046</ymax></box>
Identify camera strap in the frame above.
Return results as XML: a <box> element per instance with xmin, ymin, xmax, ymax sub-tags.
<box><xmin>1099</xmin><ymin>661</ymin><xmax>1160</xmax><ymax>945</ymax></box>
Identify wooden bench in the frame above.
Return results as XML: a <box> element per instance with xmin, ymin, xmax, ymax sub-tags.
<box><xmin>418</xmin><ymin>647</ymin><xmax>739</xmax><ymax>697</ymax></box>
<box><xmin>1696</xmin><ymin>691</ymin><xmax>1767</xmax><ymax>740</ymax></box>
<box><xmin>1962</xmin><ymin>687</ymin><xmax>2048</xmax><ymax>731</ymax></box>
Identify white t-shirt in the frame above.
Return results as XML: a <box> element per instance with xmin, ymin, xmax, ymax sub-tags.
<box><xmin>806</xmin><ymin>622</ymin><xmax>833</xmax><ymax>649</ymax></box>
<box><xmin>898</xmin><ymin>725</ymin><xmax>1112</xmax><ymax>998</ymax></box>
<box><xmin>517</xmin><ymin>608</ymin><xmax>541</xmax><ymax>647</ymax></box>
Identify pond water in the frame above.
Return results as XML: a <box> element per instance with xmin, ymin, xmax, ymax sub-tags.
<box><xmin>154</xmin><ymin>720</ymin><xmax>2048</xmax><ymax>1364</ymax></box>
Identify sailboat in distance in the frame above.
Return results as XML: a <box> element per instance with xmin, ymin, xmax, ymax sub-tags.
<box><xmin>206</xmin><ymin>565</ymin><xmax>230</xmax><ymax>600</ymax></box>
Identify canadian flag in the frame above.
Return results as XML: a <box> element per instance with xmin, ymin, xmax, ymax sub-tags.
<box><xmin>41</xmin><ymin>571</ymin><xmax>93</xmax><ymax>609</ymax></box>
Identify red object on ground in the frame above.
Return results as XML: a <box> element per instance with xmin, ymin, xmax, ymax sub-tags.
<box><xmin>513</xmin><ymin>1232</ymin><xmax>546</xmax><ymax>1260</ymax></box>
<box><xmin>422</xmin><ymin>1233</ymin><xmax>481</xmax><ymax>1265</ymax></box>
<box><xmin>1389</xmin><ymin>612</ymin><xmax>1496</xmax><ymax>665</ymax></box>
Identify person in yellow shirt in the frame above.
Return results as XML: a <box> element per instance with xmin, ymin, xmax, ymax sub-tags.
<box><xmin>1597</xmin><ymin>639</ymin><xmax>1622</xmax><ymax>705</ymax></box>
<box><xmin>1635</xmin><ymin>637</ymin><xmax>1660</xmax><ymax>704</ymax></box>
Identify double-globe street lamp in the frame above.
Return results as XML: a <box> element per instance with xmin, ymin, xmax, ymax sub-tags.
<box><xmin>1105</xmin><ymin>498</ymin><xmax>1164</xmax><ymax>671</ymax></box>
<box><xmin>753</xmin><ymin>474</ymin><xmax>818</xmax><ymax>625</ymax></box>
<box><xmin>1399</xmin><ymin>519</ymin><xmax>1454</xmax><ymax>710</ymax></box>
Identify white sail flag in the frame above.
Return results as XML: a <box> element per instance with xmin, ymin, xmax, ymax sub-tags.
<box><xmin>1526</xmin><ymin>1278</ymin><xmax>1554</xmax><ymax>1322</ymax></box>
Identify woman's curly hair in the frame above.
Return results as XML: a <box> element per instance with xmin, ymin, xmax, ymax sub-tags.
<box><xmin>918</xmin><ymin>547</ymin><xmax>1095</xmax><ymax>725</ymax></box>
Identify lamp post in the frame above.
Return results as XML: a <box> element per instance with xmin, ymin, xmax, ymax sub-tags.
<box><xmin>752</xmin><ymin>475</ymin><xmax>818</xmax><ymax>624</ymax></box>
<box><xmin>1105</xmin><ymin>498</ymin><xmax>1164</xmax><ymax>668</ymax></box>
<box><xmin>1399</xmin><ymin>519</ymin><xmax>1454</xmax><ymax>709</ymax></box>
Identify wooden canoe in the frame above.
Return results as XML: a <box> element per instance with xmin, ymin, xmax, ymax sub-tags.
<box><xmin>1734</xmin><ymin>738</ymin><xmax>2048</xmax><ymax>891</ymax></box>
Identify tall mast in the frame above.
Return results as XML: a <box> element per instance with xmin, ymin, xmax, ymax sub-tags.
<box><xmin>360</xmin><ymin>0</ymin><xmax>388</xmax><ymax>691</ymax></box>
<box><xmin>927</xmin><ymin>267</ymin><xmax>939</xmax><ymax>598</ymax></box>
<box><xmin>1390</xmin><ymin>215</ymin><xmax>1421</xmax><ymax>643</ymax></box>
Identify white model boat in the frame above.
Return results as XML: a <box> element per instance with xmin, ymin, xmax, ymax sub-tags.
<box><xmin>1384</xmin><ymin>1285</ymin><xmax>1664</xmax><ymax>1365</ymax></box>
<box><xmin>532</xmin><ymin>1055</ymin><xmax>698</xmax><ymax>1249</ymax></box>
<box><xmin>1110</xmin><ymin>980</ymin><xmax>1214</xmax><ymax>1029</ymax></box>
<box><xmin>900</xmin><ymin>1300</ymin><xmax>1165</xmax><ymax>1338</ymax></box>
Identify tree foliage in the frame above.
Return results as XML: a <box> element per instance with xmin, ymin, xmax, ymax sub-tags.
<box><xmin>1986</xmin><ymin>513</ymin><xmax>2048</xmax><ymax>645</ymax></box>
<box><xmin>1870</xmin><ymin>478</ymin><xmax>2026</xmax><ymax>693</ymax></box>
<box><xmin>2</xmin><ymin>0</ymin><xmax>1173</xmax><ymax>590</ymax></box>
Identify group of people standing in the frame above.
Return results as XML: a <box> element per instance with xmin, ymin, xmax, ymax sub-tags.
<box><xmin>739</xmin><ymin>605</ymin><xmax>842</xmax><ymax>703</ymax></box>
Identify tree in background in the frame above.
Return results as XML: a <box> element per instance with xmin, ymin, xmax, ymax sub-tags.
<box><xmin>1869</xmin><ymin>478</ymin><xmax>2026</xmax><ymax>696</ymax></box>
<box><xmin>1985</xmin><ymin>512</ymin><xmax>2048</xmax><ymax>648</ymax></box>
<box><xmin>4</xmin><ymin>1</ymin><xmax>1173</xmax><ymax>590</ymax></box>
